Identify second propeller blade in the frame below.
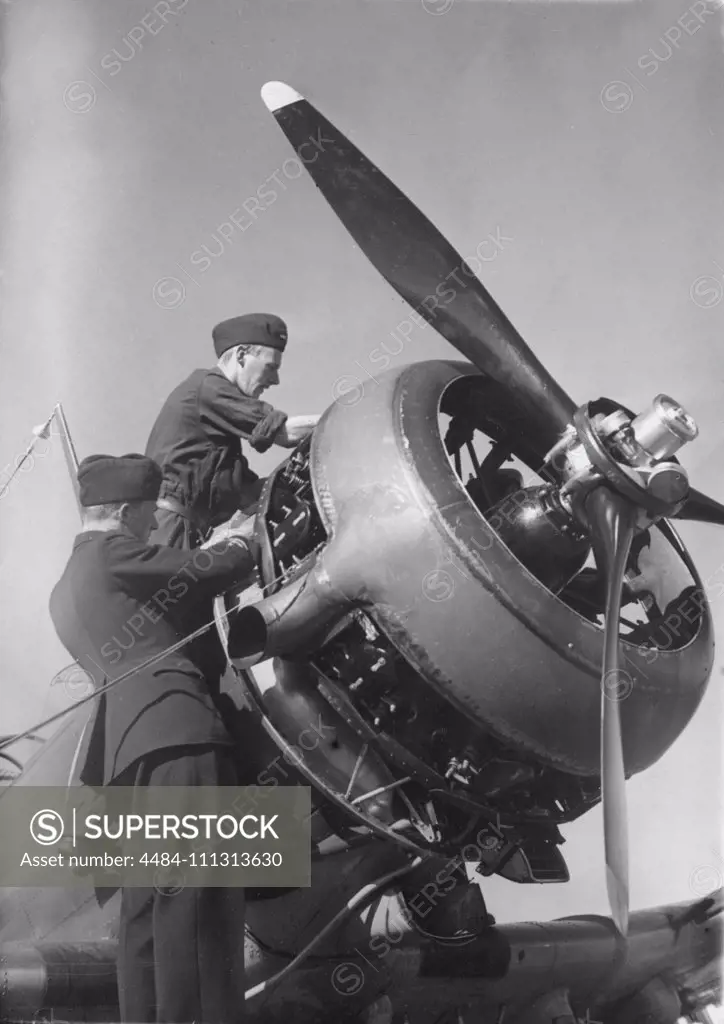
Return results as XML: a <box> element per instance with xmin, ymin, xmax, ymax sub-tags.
<box><xmin>586</xmin><ymin>485</ymin><xmax>636</xmax><ymax>938</ymax></box>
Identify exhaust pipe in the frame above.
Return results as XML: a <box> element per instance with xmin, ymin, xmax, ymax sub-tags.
<box><xmin>227</xmin><ymin>541</ymin><xmax>366</xmax><ymax>662</ymax></box>
<box><xmin>0</xmin><ymin>940</ymin><xmax>119</xmax><ymax>1019</ymax></box>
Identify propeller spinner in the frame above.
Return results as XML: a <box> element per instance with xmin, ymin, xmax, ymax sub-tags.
<box><xmin>259</xmin><ymin>80</ymin><xmax>721</xmax><ymax>936</ymax></box>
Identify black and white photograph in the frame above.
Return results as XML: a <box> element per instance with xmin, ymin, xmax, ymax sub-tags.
<box><xmin>0</xmin><ymin>1</ymin><xmax>722</xmax><ymax>1021</ymax></box>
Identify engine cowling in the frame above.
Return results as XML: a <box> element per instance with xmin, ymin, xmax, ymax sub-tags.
<box><xmin>221</xmin><ymin>359</ymin><xmax>713</xmax><ymax>865</ymax></box>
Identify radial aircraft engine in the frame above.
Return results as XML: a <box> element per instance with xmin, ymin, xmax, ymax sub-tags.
<box><xmin>216</xmin><ymin>81</ymin><xmax>724</xmax><ymax>941</ymax></box>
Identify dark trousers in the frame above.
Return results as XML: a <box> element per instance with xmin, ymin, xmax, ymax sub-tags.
<box><xmin>114</xmin><ymin>744</ymin><xmax>246</xmax><ymax>1024</ymax></box>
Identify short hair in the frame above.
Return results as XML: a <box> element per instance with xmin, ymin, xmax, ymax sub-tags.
<box><xmin>217</xmin><ymin>344</ymin><xmax>271</xmax><ymax>369</ymax></box>
<box><xmin>80</xmin><ymin>500</ymin><xmax>145</xmax><ymax>526</ymax></box>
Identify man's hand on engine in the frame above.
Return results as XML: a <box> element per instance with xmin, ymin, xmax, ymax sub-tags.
<box><xmin>203</xmin><ymin>513</ymin><xmax>261</xmax><ymax>564</ymax></box>
<box><xmin>284</xmin><ymin>414</ymin><xmax>321</xmax><ymax>442</ymax></box>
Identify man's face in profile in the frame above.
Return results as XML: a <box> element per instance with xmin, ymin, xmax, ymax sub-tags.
<box><xmin>236</xmin><ymin>347</ymin><xmax>282</xmax><ymax>399</ymax></box>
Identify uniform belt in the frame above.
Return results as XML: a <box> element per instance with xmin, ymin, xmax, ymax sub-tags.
<box><xmin>156</xmin><ymin>496</ymin><xmax>208</xmax><ymax>532</ymax></box>
<box><xmin>156</xmin><ymin>496</ymin><xmax>192</xmax><ymax>519</ymax></box>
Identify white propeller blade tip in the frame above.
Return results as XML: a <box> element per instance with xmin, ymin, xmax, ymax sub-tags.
<box><xmin>261</xmin><ymin>81</ymin><xmax>303</xmax><ymax>112</ymax></box>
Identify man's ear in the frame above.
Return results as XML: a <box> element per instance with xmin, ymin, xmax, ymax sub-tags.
<box><xmin>118</xmin><ymin>502</ymin><xmax>131</xmax><ymax>526</ymax></box>
<box><xmin>236</xmin><ymin>346</ymin><xmax>246</xmax><ymax>366</ymax></box>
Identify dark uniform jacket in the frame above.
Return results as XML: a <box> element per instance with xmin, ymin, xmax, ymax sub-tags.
<box><xmin>49</xmin><ymin>529</ymin><xmax>255</xmax><ymax>788</ymax></box>
<box><xmin>145</xmin><ymin>368</ymin><xmax>288</xmax><ymax>536</ymax></box>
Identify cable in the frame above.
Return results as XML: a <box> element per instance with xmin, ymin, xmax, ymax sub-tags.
<box><xmin>244</xmin><ymin>854</ymin><xmax>424</xmax><ymax>1002</ymax></box>
<box><xmin>0</xmin><ymin>616</ymin><xmax>218</xmax><ymax>752</ymax></box>
<box><xmin>0</xmin><ymin>411</ymin><xmax>55</xmax><ymax>501</ymax></box>
<box><xmin>0</xmin><ymin>539</ymin><xmax>325</xmax><ymax>754</ymax></box>
<box><xmin>0</xmin><ymin>750</ymin><xmax>23</xmax><ymax>771</ymax></box>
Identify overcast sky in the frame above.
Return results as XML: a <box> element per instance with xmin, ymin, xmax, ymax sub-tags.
<box><xmin>0</xmin><ymin>0</ymin><xmax>722</xmax><ymax>926</ymax></box>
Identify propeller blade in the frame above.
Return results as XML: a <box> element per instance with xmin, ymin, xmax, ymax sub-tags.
<box><xmin>672</xmin><ymin>487</ymin><xmax>724</xmax><ymax>526</ymax></box>
<box><xmin>585</xmin><ymin>486</ymin><xmax>637</xmax><ymax>937</ymax></box>
<box><xmin>260</xmin><ymin>81</ymin><xmax>576</xmax><ymax>458</ymax></box>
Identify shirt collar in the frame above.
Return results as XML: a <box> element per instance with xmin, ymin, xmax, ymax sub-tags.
<box><xmin>72</xmin><ymin>529</ymin><xmax>123</xmax><ymax>550</ymax></box>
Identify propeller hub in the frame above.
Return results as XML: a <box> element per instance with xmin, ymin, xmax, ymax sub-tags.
<box><xmin>544</xmin><ymin>396</ymin><xmax>698</xmax><ymax>527</ymax></box>
<box><xmin>646</xmin><ymin>462</ymin><xmax>690</xmax><ymax>504</ymax></box>
<box><xmin>631</xmin><ymin>394</ymin><xmax>698</xmax><ymax>461</ymax></box>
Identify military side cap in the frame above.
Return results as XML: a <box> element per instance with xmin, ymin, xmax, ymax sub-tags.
<box><xmin>77</xmin><ymin>453</ymin><xmax>162</xmax><ymax>507</ymax></box>
<box><xmin>212</xmin><ymin>313</ymin><xmax>288</xmax><ymax>357</ymax></box>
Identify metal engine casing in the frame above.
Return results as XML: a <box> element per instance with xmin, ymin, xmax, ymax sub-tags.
<box><xmin>300</xmin><ymin>359</ymin><xmax>714</xmax><ymax>778</ymax></box>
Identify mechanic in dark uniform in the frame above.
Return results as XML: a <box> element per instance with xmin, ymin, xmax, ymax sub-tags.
<box><xmin>49</xmin><ymin>452</ymin><xmax>259</xmax><ymax>1024</ymax></box>
<box><xmin>145</xmin><ymin>312</ymin><xmax>318</xmax><ymax>550</ymax></box>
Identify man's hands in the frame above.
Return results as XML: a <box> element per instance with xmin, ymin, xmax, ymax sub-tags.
<box><xmin>286</xmin><ymin>414</ymin><xmax>320</xmax><ymax>436</ymax></box>
<box><xmin>248</xmin><ymin>410</ymin><xmax>320</xmax><ymax>452</ymax></box>
<box><xmin>277</xmin><ymin>414</ymin><xmax>321</xmax><ymax>448</ymax></box>
<box><xmin>203</xmin><ymin>513</ymin><xmax>261</xmax><ymax>564</ymax></box>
